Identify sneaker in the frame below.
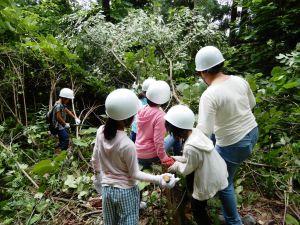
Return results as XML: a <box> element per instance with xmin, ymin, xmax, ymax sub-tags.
<box><xmin>218</xmin><ymin>215</ymin><xmax>226</xmax><ymax>225</ymax></box>
<box><xmin>139</xmin><ymin>201</ymin><xmax>147</xmax><ymax>209</ymax></box>
<box><xmin>242</xmin><ymin>214</ymin><xmax>256</xmax><ymax>225</ymax></box>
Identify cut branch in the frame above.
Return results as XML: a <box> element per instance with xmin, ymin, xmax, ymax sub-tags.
<box><xmin>110</xmin><ymin>49</ymin><xmax>136</xmax><ymax>80</ymax></box>
<box><xmin>0</xmin><ymin>141</ymin><xmax>39</xmax><ymax>189</ymax></box>
<box><xmin>160</xmin><ymin>48</ymin><xmax>182</xmax><ymax>104</ymax></box>
<box><xmin>0</xmin><ymin>94</ymin><xmax>22</xmax><ymax>124</ymax></box>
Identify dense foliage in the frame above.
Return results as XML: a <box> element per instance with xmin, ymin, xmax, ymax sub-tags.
<box><xmin>0</xmin><ymin>0</ymin><xmax>299</xmax><ymax>224</ymax></box>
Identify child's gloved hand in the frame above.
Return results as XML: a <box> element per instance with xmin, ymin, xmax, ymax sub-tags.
<box><xmin>161</xmin><ymin>156</ymin><xmax>175</xmax><ymax>167</ymax></box>
<box><xmin>159</xmin><ymin>173</ymin><xmax>180</xmax><ymax>189</ymax></box>
<box><xmin>64</xmin><ymin>123</ymin><xmax>70</xmax><ymax>129</ymax></box>
<box><xmin>171</xmin><ymin>156</ymin><xmax>187</xmax><ymax>163</ymax></box>
<box><xmin>168</xmin><ymin>161</ymin><xmax>179</xmax><ymax>173</ymax></box>
<box><xmin>75</xmin><ymin>118</ymin><xmax>81</xmax><ymax>125</ymax></box>
<box><xmin>93</xmin><ymin>173</ymin><xmax>102</xmax><ymax>195</ymax></box>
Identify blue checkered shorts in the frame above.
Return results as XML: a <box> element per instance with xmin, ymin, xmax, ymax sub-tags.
<box><xmin>102</xmin><ymin>185</ymin><xmax>140</xmax><ymax>225</ymax></box>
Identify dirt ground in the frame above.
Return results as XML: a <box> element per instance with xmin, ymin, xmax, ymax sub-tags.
<box><xmin>52</xmin><ymin>192</ymin><xmax>298</xmax><ymax>225</ymax></box>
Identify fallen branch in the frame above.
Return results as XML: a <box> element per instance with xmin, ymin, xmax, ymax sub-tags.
<box><xmin>81</xmin><ymin>210</ymin><xmax>102</xmax><ymax>218</ymax></box>
<box><xmin>17</xmin><ymin>162</ymin><xmax>39</xmax><ymax>189</ymax></box>
<box><xmin>246</xmin><ymin>164</ymin><xmax>263</xmax><ymax>196</ymax></box>
<box><xmin>245</xmin><ymin>160</ymin><xmax>274</xmax><ymax>168</ymax></box>
<box><xmin>77</xmin><ymin>148</ymin><xmax>92</xmax><ymax>169</ymax></box>
<box><xmin>0</xmin><ymin>140</ymin><xmax>39</xmax><ymax>189</ymax></box>
<box><xmin>51</xmin><ymin>196</ymin><xmax>90</xmax><ymax>209</ymax></box>
<box><xmin>282</xmin><ymin>191</ymin><xmax>288</xmax><ymax>225</ymax></box>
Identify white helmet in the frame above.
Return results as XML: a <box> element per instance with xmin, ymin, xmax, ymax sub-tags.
<box><xmin>195</xmin><ymin>46</ymin><xmax>225</xmax><ymax>72</ymax></box>
<box><xmin>164</xmin><ymin>105</ymin><xmax>195</xmax><ymax>130</ymax></box>
<box><xmin>142</xmin><ymin>77</ymin><xmax>156</xmax><ymax>92</ymax></box>
<box><xmin>146</xmin><ymin>80</ymin><xmax>171</xmax><ymax>105</ymax></box>
<box><xmin>105</xmin><ymin>89</ymin><xmax>139</xmax><ymax>121</ymax></box>
<box><xmin>59</xmin><ymin>88</ymin><xmax>74</xmax><ymax>99</ymax></box>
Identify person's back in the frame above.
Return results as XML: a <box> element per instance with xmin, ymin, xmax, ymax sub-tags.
<box><xmin>52</xmin><ymin>101</ymin><xmax>66</xmax><ymax>130</ymax></box>
<box><xmin>198</xmin><ymin>75</ymin><xmax>257</xmax><ymax>146</ymax></box>
<box><xmin>95</xmin><ymin>125</ymin><xmax>138</xmax><ymax>188</ymax></box>
<box><xmin>135</xmin><ymin>105</ymin><xmax>167</xmax><ymax>160</ymax></box>
<box><xmin>183</xmin><ymin>128</ymin><xmax>228</xmax><ymax>200</ymax></box>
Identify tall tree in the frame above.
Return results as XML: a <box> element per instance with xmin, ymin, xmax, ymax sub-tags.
<box><xmin>229</xmin><ymin>0</ymin><xmax>237</xmax><ymax>45</ymax></box>
<box><xmin>102</xmin><ymin>0</ymin><xmax>111</xmax><ymax>21</ymax></box>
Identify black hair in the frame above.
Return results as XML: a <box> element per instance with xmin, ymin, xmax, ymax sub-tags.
<box><xmin>147</xmin><ymin>98</ymin><xmax>159</xmax><ymax>107</ymax></box>
<box><xmin>138</xmin><ymin>92</ymin><xmax>146</xmax><ymax>99</ymax></box>
<box><xmin>165</xmin><ymin>121</ymin><xmax>190</xmax><ymax>140</ymax></box>
<box><xmin>204</xmin><ymin>62</ymin><xmax>224</xmax><ymax>74</ymax></box>
<box><xmin>103</xmin><ymin>116</ymin><xmax>135</xmax><ymax>140</ymax></box>
<box><xmin>103</xmin><ymin>118</ymin><xmax>118</xmax><ymax>140</ymax></box>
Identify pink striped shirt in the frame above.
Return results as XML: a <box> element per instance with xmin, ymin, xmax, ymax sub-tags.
<box><xmin>135</xmin><ymin>106</ymin><xmax>168</xmax><ymax>161</ymax></box>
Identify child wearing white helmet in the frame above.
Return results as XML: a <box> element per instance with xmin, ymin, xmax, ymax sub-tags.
<box><xmin>135</xmin><ymin>81</ymin><xmax>175</xmax><ymax>168</ymax></box>
<box><xmin>91</xmin><ymin>89</ymin><xmax>179</xmax><ymax>225</ymax></box>
<box><xmin>130</xmin><ymin>77</ymin><xmax>156</xmax><ymax>142</ymax></box>
<box><xmin>49</xmin><ymin>88</ymin><xmax>80</xmax><ymax>152</ymax></box>
<box><xmin>166</xmin><ymin>105</ymin><xmax>228</xmax><ymax>225</ymax></box>
<box><xmin>195</xmin><ymin>46</ymin><xmax>258</xmax><ymax>224</ymax></box>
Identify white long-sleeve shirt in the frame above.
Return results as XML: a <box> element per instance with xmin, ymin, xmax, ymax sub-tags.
<box><xmin>91</xmin><ymin>126</ymin><xmax>160</xmax><ymax>189</ymax></box>
<box><xmin>197</xmin><ymin>75</ymin><xmax>257</xmax><ymax>147</ymax></box>
<box><xmin>171</xmin><ymin>128</ymin><xmax>228</xmax><ymax>201</ymax></box>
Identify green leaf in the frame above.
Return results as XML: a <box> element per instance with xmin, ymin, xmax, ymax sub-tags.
<box><xmin>138</xmin><ymin>181</ymin><xmax>150</xmax><ymax>191</ymax></box>
<box><xmin>79</xmin><ymin>127</ymin><xmax>98</xmax><ymax>135</ymax></box>
<box><xmin>271</xmin><ymin>66</ymin><xmax>285</xmax><ymax>78</ymax></box>
<box><xmin>53</xmin><ymin>151</ymin><xmax>67</xmax><ymax>162</ymax></box>
<box><xmin>78</xmin><ymin>191</ymin><xmax>88</xmax><ymax>199</ymax></box>
<box><xmin>36</xmin><ymin>202</ymin><xmax>49</xmax><ymax>213</ymax></box>
<box><xmin>32</xmin><ymin>160</ymin><xmax>55</xmax><ymax>175</ymax></box>
<box><xmin>283</xmin><ymin>81</ymin><xmax>299</xmax><ymax>89</ymax></box>
<box><xmin>64</xmin><ymin>175</ymin><xmax>77</xmax><ymax>188</ymax></box>
<box><xmin>2</xmin><ymin>218</ymin><xmax>14</xmax><ymax>225</ymax></box>
<box><xmin>285</xmin><ymin>214</ymin><xmax>299</xmax><ymax>225</ymax></box>
<box><xmin>72</xmin><ymin>138</ymin><xmax>89</xmax><ymax>147</ymax></box>
<box><xmin>28</xmin><ymin>214</ymin><xmax>42</xmax><ymax>225</ymax></box>
<box><xmin>235</xmin><ymin>185</ymin><xmax>243</xmax><ymax>195</ymax></box>
<box><xmin>150</xmin><ymin>191</ymin><xmax>159</xmax><ymax>202</ymax></box>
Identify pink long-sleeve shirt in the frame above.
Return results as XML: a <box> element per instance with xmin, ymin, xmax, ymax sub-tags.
<box><xmin>91</xmin><ymin>126</ymin><xmax>160</xmax><ymax>189</ymax></box>
<box><xmin>135</xmin><ymin>106</ymin><xmax>168</xmax><ymax>161</ymax></box>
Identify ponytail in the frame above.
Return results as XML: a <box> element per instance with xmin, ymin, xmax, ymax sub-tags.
<box><xmin>103</xmin><ymin>116</ymin><xmax>135</xmax><ymax>140</ymax></box>
<box><xmin>103</xmin><ymin>118</ymin><xmax>118</xmax><ymax>140</ymax></box>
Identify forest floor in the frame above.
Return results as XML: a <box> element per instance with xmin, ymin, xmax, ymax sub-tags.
<box><xmin>50</xmin><ymin>189</ymin><xmax>285</xmax><ymax>225</ymax></box>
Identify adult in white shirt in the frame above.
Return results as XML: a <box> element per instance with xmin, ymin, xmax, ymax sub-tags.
<box><xmin>195</xmin><ymin>46</ymin><xmax>259</xmax><ymax>225</ymax></box>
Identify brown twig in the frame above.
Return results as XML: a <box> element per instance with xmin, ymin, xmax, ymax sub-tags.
<box><xmin>81</xmin><ymin>210</ymin><xmax>102</xmax><ymax>218</ymax></box>
<box><xmin>0</xmin><ymin>94</ymin><xmax>22</xmax><ymax>124</ymax></box>
<box><xmin>245</xmin><ymin>160</ymin><xmax>274</xmax><ymax>168</ymax></box>
<box><xmin>159</xmin><ymin>48</ymin><xmax>182</xmax><ymax>104</ymax></box>
<box><xmin>0</xmin><ymin>141</ymin><xmax>39</xmax><ymax>189</ymax></box>
<box><xmin>77</xmin><ymin>148</ymin><xmax>92</xmax><ymax>169</ymax></box>
<box><xmin>51</xmin><ymin>197</ymin><xmax>90</xmax><ymax>209</ymax></box>
<box><xmin>17</xmin><ymin>162</ymin><xmax>39</xmax><ymax>189</ymax></box>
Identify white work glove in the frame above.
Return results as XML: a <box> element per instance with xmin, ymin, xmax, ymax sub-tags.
<box><xmin>171</xmin><ymin>156</ymin><xmax>187</xmax><ymax>163</ymax></box>
<box><xmin>75</xmin><ymin>118</ymin><xmax>81</xmax><ymax>125</ymax></box>
<box><xmin>64</xmin><ymin>123</ymin><xmax>70</xmax><ymax>129</ymax></box>
<box><xmin>168</xmin><ymin>161</ymin><xmax>180</xmax><ymax>173</ymax></box>
<box><xmin>158</xmin><ymin>173</ymin><xmax>180</xmax><ymax>189</ymax></box>
<box><xmin>93</xmin><ymin>173</ymin><xmax>102</xmax><ymax>195</ymax></box>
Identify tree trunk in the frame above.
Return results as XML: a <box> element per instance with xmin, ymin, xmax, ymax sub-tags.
<box><xmin>102</xmin><ymin>0</ymin><xmax>110</xmax><ymax>21</ymax></box>
<box><xmin>229</xmin><ymin>0</ymin><xmax>238</xmax><ymax>46</ymax></box>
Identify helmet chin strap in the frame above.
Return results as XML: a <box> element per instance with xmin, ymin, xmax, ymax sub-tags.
<box><xmin>200</xmin><ymin>72</ymin><xmax>210</xmax><ymax>86</ymax></box>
